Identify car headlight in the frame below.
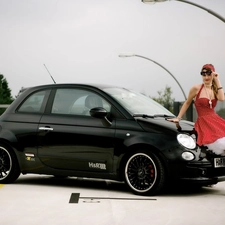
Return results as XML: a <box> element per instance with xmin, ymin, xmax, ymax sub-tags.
<box><xmin>177</xmin><ymin>133</ymin><xmax>196</xmax><ymax>149</ymax></box>
<box><xmin>181</xmin><ymin>151</ymin><xmax>195</xmax><ymax>161</ymax></box>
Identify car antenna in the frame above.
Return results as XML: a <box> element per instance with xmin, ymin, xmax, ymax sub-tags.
<box><xmin>43</xmin><ymin>64</ymin><xmax>56</xmax><ymax>84</ymax></box>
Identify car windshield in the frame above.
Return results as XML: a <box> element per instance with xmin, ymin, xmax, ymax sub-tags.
<box><xmin>103</xmin><ymin>87</ymin><xmax>174</xmax><ymax>117</ymax></box>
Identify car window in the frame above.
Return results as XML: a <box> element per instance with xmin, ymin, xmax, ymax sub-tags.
<box><xmin>103</xmin><ymin>87</ymin><xmax>174</xmax><ymax>116</ymax></box>
<box><xmin>51</xmin><ymin>88</ymin><xmax>111</xmax><ymax>116</ymax></box>
<box><xmin>17</xmin><ymin>91</ymin><xmax>47</xmax><ymax>113</ymax></box>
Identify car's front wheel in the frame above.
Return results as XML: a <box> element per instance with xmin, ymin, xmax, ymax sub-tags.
<box><xmin>0</xmin><ymin>144</ymin><xmax>20</xmax><ymax>183</ymax></box>
<box><xmin>124</xmin><ymin>151</ymin><xmax>166</xmax><ymax>196</ymax></box>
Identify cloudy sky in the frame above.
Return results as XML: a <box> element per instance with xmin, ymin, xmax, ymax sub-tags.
<box><xmin>0</xmin><ymin>0</ymin><xmax>225</xmax><ymax>101</ymax></box>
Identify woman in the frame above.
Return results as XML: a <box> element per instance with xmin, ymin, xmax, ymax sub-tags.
<box><xmin>168</xmin><ymin>64</ymin><xmax>225</xmax><ymax>155</ymax></box>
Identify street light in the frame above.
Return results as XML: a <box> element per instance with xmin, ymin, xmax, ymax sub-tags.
<box><xmin>119</xmin><ymin>53</ymin><xmax>187</xmax><ymax>100</ymax></box>
<box><xmin>142</xmin><ymin>0</ymin><xmax>225</xmax><ymax>23</ymax></box>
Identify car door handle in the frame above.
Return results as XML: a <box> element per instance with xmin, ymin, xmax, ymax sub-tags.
<box><xmin>39</xmin><ymin>127</ymin><xmax>54</xmax><ymax>131</ymax></box>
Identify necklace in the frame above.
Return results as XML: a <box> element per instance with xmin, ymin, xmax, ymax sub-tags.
<box><xmin>204</xmin><ymin>84</ymin><xmax>212</xmax><ymax>108</ymax></box>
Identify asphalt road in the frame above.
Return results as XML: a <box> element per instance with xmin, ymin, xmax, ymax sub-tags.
<box><xmin>1</xmin><ymin>174</ymin><xmax>225</xmax><ymax>225</ymax></box>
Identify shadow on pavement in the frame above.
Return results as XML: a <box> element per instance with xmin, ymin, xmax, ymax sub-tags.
<box><xmin>12</xmin><ymin>175</ymin><xmax>219</xmax><ymax>197</ymax></box>
<box><xmin>160</xmin><ymin>183</ymin><xmax>218</xmax><ymax>196</ymax></box>
<box><xmin>14</xmin><ymin>175</ymin><xmax>128</xmax><ymax>193</ymax></box>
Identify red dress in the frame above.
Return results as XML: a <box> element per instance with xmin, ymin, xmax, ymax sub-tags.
<box><xmin>194</xmin><ymin>84</ymin><xmax>225</xmax><ymax>146</ymax></box>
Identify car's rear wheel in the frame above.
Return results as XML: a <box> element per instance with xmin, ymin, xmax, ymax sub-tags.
<box><xmin>124</xmin><ymin>150</ymin><xmax>166</xmax><ymax>196</ymax></box>
<box><xmin>0</xmin><ymin>144</ymin><xmax>20</xmax><ymax>183</ymax></box>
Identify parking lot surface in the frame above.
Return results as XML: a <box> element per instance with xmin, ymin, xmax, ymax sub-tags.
<box><xmin>1</xmin><ymin>174</ymin><xmax>225</xmax><ymax>225</ymax></box>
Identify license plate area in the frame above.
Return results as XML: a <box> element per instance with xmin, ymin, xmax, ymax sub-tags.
<box><xmin>214</xmin><ymin>157</ymin><xmax>225</xmax><ymax>168</ymax></box>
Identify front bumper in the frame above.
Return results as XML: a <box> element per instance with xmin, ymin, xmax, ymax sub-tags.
<box><xmin>180</xmin><ymin>176</ymin><xmax>225</xmax><ymax>182</ymax></box>
<box><xmin>178</xmin><ymin>156</ymin><xmax>225</xmax><ymax>185</ymax></box>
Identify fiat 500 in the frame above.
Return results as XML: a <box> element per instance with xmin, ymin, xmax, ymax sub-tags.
<box><xmin>1</xmin><ymin>83</ymin><xmax>225</xmax><ymax>195</ymax></box>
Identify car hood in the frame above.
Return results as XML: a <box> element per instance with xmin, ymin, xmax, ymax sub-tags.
<box><xmin>136</xmin><ymin>117</ymin><xmax>195</xmax><ymax>135</ymax></box>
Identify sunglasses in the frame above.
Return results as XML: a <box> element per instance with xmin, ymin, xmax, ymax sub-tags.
<box><xmin>200</xmin><ymin>70</ymin><xmax>212</xmax><ymax>76</ymax></box>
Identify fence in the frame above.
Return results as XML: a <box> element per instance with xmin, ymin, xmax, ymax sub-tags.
<box><xmin>174</xmin><ymin>101</ymin><xmax>225</xmax><ymax>122</ymax></box>
<box><xmin>0</xmin><ymin>104</ymin><xmax>10</xmax><ymax>108</ymax></box>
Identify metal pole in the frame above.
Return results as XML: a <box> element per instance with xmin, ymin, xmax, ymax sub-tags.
<box><xmin>142</xmin><ymin>0</ymin><xmax>225</xmax><ymax>23</ymax></box>
<box><xmin>120</xmin><ymin>54</ymin><xmax>187</xmax><ymax>100</ymax></box>
<box><xmin>176</xmin><ymin>0</ymin><xmax>225</xmax><ymax>23</ymax></box>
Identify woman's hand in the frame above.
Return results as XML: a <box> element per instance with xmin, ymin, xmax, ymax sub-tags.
<box><xmin>167</xmin><ymin>117</ymin><xmax>180</xmax><ymax>123</ymax></box>
<box><xmin>212</xmin><ymin>71</ymin><xmax>219</xmax><ymax>79</ymax></box>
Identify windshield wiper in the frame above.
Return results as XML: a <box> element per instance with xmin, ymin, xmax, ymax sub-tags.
<box><xmin>153</xmin><ymin>114</ymin><xmax>174</xmax><ymax>118</ymax></box>
<box><xmin>133</xmin><ymin>114</ymin><xmax>153</xmax><ymax>118</ymax></box>
<box><xmin>133</xmin><ymin>114</ymin><xmax>174</xmax><ymax>119</ymax></box>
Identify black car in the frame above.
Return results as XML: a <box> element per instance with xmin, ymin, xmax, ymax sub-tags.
<box><xmin>1</xmin><ymin>83</ymin><xmax>225</xmax><ymax>195</ymax></box>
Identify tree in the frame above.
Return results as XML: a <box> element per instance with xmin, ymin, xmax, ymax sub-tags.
<box><xmin>151</xmin><ymin>85</ymin><xmax>175</xmax><ymax>113</ymax></box>
<box><xmin>0</xmin><ymin>74</ymin><xmax>14</xmax><ymax>115</ymax></box>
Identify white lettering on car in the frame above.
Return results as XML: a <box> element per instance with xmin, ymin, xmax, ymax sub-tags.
<box><xmin>89</xmin><ymin>162</ymin><xmax>106</xmax><ymax>170</ymax></box>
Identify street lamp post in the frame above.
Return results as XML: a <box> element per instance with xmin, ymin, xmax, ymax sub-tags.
<box><xmin>119</xmin><ymin>53</ymin><xmax>187</xmax><ymax>100</ymax></box>
<box><xmin>142</xmin><ymin>0</ymin><xmax>225</xmax><ymax>23</ymax></box>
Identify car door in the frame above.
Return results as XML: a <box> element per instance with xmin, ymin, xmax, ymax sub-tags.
<box><xmin>37</xmin><ymin>87</ymin><xmax>115</xmax><ymax>173</ymax></box>
<box><xmin>5</xmin><ymin>89</ymin><xmax>50</xmax><ymax>153</ymax></box>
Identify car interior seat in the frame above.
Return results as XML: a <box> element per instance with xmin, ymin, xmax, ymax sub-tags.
<box><xmin>83</xmin><ymin>95</ymin><xmax>103</xmax><ymax>115</ymax></box>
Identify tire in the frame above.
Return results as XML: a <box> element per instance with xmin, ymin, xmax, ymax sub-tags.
<box><xmin>124</xmin><ymin>150</ymin><xmax>166</xmax><ymax>196</ymax></box>
<box><xmin>0</xmin><ymin>144</ymin><xmax>20</xmax><ymax>183</ymax></box>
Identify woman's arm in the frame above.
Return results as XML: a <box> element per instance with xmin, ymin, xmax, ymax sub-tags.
<box><xmin>212</xmin><ymin>72</ymin><xmax>224</xmax><ymax>101</ymax></box>
<box><xmin>167</xmin><ymin>85</ymin><xmax>198</xmax><ymax>123</ymax></box>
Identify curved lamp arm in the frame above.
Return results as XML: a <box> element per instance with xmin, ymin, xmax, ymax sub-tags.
<box><xmin>177</xmin><ymin>0</ymin><xmax>225</xmax><ymax>23</ymax></box>
<box><xmin>119</xmin><ymin>53</ymin><xmax>187</xmax><ymax>100</ymax></box>
<box><xmin>142</xmin><ymin>0</ymin><xmax>225</xmax><ymax>23</ymax></box>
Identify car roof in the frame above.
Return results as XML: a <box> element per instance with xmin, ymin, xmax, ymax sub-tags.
<box><xmin>23</xmin><ymin>83</ymin><xmax>120</xmax><ymax>92</ymax></box>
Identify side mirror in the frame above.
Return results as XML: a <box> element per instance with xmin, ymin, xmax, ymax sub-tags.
<box><xmin>90</xmin><ymin>107</ymin><xmax>108</xmax><ymax>118</ymax></box>
<box><xmin>90</xmin><ymin>107</ymin><xmax>112</xmax><ymax>126</ymax></box>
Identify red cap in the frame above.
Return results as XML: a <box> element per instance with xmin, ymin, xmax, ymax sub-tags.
<box><xmin>202</xmin><ymin>64</ymin><xmax>215</xmax><ymax>72</ymax></box>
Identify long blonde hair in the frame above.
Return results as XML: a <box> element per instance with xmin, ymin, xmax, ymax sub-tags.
<box><xmin>202</xmin><ymin>64</ymin><xmax>218</xmax><ymax>99</ymax></box>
